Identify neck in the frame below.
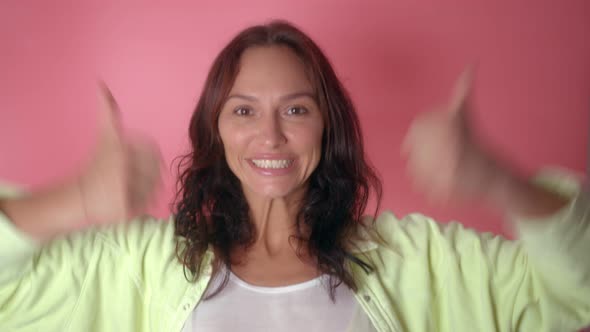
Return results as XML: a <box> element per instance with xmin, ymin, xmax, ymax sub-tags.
<box><xmin>242</xmin><ymin>187</ymin><xmax>307</xmax><ymax>257</ymax></box>
<box><xmin>230</xmin><ymin>186</ymin><xmax>320</xmax><ymax>286</ymax></box>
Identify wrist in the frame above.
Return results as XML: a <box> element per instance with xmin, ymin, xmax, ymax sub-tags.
<box><xmin>486</xmin><ymin>169</ymin><xmax>522</xmax><ymax>210</ymax></box>
<box><xmin>486</xmin><ymin>169</ymin><xmax>569</xmax><ymax>219</ymax></box>
<box><xmin>75</xmin><ymin>176</ymin><xmax>94</xmax><ymax>227</ymax></box>
<box><xmin>1</xmin><ymin>179</ymin><xmax>88</xmax><ymax>241</ymax></box>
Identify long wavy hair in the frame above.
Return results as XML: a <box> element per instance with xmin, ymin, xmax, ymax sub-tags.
<box><xmin>174</xmin><ymin>20</ymin><xmax>382</xmax><ymax>299</ymax></box>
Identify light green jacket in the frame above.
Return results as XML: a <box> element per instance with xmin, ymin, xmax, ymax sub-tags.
<box><xmin>1</xmin><ymin>171</ymin><xmax>589</xmax><ymax>331</ymax></box>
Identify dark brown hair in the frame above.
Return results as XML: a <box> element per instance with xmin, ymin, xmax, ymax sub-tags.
<box><xmin>173</xmin><ymin>20</ymin><xmax>382</xmax><ymax>299</ymax></box>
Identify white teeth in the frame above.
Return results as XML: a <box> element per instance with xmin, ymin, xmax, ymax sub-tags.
<box><xmin>252</xmin><ymin>159</ymin><xmax>292</xmax><ymax>169</ymax></box>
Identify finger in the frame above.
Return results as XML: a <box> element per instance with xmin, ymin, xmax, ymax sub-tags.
<box><xmin>129</xmin><ymin>136</ymin><xmax>164</xmax><ymax>178</ymax></box>
<box><xmin>97</xmin><ymin>81</ymin><xmax>123</xmax><ymax>141</ymax></box>
<box><xmin>448</xmin><ymin>65</ymin><xmax>475</xmax><ymax>118</ymax></box>
<box><xmin>127</xmin><ymin>141</ymin><xmax>163</xmax><ymax>212</ymax></box>
<box><xmin>127</xmin><ymin>170</ymin><xmax>156</xmax><ymax>213</ymax></box>
<box><xmin>400</xmin><ymin>117</ymin><xmax>423</xmax><ymax>158</ymax></box>
<box><xmin>128</xmin><ymin>171</ymin><xmax>161</xmax><ymax>213</ymax></box>
<box><xmin>400</xmin><ymin>131</ymin><xmax>413</xmax><ymax>158</ymax></box>
<box><xmin>405</xmin><ymin>144</ymin><xmax>434</xmax><ymax>191</ymax></box>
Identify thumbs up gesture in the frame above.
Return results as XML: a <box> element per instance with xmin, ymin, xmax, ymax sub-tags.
<box><xmin>402</xmin><ymin>68</ymin><xmax>503</xmax><ymax>204</ymax></box>
<box><xmin>77</xmin><ymin>84</ymin><xmax>162</xmax><ymax>225</ymax></box>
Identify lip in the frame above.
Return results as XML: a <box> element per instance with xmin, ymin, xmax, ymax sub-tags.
<box><xmin>246</xmin><ymin>155</ymin><xmax>296</xmax><ymax>176</ymax></box>
<box><xmin>249</xmin><ymin>153</ymin><xmax>295</xmax><ymax>159</ymax></box>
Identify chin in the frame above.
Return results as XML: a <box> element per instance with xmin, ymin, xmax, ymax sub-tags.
<box><xmin>248</xmin><ymin>183</ymin><xmax>306</xmax><ymax>201</ymax></box>
<box><xmin>256</xmin><ymin>188</ymin><xmax>295</xmax><ymax>199</ymax></box>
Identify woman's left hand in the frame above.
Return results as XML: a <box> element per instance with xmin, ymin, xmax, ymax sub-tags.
<box><xmin>401</xmin><ymin>68</ymin><xmax>508</xmax><ymax>205</ymax></box>
<box><xmin>402</xmin><ymin>68</ymin><xmax>569</xmax><ymax>218</ymax></box>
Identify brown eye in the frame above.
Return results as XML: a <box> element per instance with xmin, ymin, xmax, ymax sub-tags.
<box><xmin>286</xmin><ymin>106</ymin><xmax>308</xmax><ymax>116</ymax></box>
<box><xmin>234</xmin><ymin>107</ymin><xmax>253</xmax><ymax>116</ymax></box>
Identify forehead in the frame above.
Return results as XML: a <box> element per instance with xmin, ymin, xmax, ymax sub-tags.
<box><xmin>230</xmin><ymin>46</ymin><xmax>313</xmax><ymax>95</ymax></box>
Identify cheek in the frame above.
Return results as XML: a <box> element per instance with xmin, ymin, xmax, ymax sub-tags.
<box><xmin>309</xmin><ymin>122</ymin><xmax>324</xmax><ymax>152</ymax></box>
<box><xmin>218</xmin><ymin>123</ymin><xmax>237</xmax><ymax>165</ymax></box>
<box><xmin>293</xmin><ymin>123</ymin><xmax>323</xmax><ymax>161</ymax></box>
<box><xmin>219</xmin><ymin>124</ymin><xmax>251</xmax><ymax>161</ymax></box>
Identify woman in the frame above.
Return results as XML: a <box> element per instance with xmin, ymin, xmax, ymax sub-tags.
<box><xmin>0</xmin><ymin>21</ymin><xmax>589</xmax><ymax>332</ymax></box>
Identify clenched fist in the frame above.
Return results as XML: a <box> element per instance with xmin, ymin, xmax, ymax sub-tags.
<box><xmin>402</xmin><ymin>68</ymin><xmax>504</xmax><ymax>204</ymax></box>
<box><xmin>77</xmin><ymin>84</ymin><xmax>163</xmax><ymax>225</ymax></box>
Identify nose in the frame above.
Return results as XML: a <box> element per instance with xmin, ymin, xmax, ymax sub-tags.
<box><xmin>259</xmin><ymin>112</ymin><xmax>287</xmax><ymax>147</ymax></box>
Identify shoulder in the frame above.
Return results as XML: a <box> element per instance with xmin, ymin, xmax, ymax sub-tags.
<box><xmin>82</xmin><ymin>215</ymin><xmax>188</xmax><ymax>290</ymax></box>
<box><xmin>354</xmin><ymin>211</ymin><xmax>521</xmax><ymax>276</ymax></box>
<box><xmin>356</xmin><ymin>211</ymin><xmax>467</xmax><ymax>255</ymax></box>
<box><xmin>90</xmin><ymin>216</ymin><xmax>182</xmax><ymax>278</ymax></box>
<box><xmin>32</xmin><ymin>216</ymin><xmax>178</xmax><ymax>270</ymax></box>
<box><xmin>354</xmin><ymin>211</ymin><xmax>529</xmax><ymax>305</ymax></box>
<box><xmin>95</xmin><ymin>215</ymin><xmax>178</xmax><ymax>255</ymax></box>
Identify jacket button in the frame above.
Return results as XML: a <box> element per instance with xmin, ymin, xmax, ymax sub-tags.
<box><xmin>363</xmin><ymin>295</ymin><xmax>371</xmax><ymax>302</ymax></box>
<box><xmin>183</xmin><ymin>304</ymin><xmax>191</xmax><ymax>311</ymax></box>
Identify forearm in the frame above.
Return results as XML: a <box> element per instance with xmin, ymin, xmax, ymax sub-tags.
<box><xmin>487</xmin><ymin>170</ymin><xmax>570</xmax><ymax>221</ymax></box>
<box><xmin>0</xmin><ymin>179</ymin><xmax>87</xmax><ymax>242</ymax></box>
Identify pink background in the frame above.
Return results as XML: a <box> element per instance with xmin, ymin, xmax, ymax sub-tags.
<box><xmin>1</xmin><ymin>0</ymin><xmax>589</xmax><ymax>238</ymax></box>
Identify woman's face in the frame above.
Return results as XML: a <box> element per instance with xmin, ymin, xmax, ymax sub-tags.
<box><xmin>218</xmin><ymin>46</ymin><xmax>324</xmax><ymax>201</ymax></box>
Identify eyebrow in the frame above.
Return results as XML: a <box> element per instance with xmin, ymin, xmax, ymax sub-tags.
<box><xmin>225</xmin><ymin>92</ymin><xmax>317</xmax><ymax>102</ymax></box>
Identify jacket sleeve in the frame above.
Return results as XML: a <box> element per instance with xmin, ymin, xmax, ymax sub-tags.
<box><xmin>509</xmin><ymin>169</ymin><xmax>590</xmax><ymax>329</ymax></box>
<box><xmin>0</xmin><ymin>183</ymin><xmax>176</xmax><ymax>331</ymax></box>
<box><xmin>0</xmin><ymin>183</ymin><xmax>39</xmax><ymax>285</ymax></box>
<box><xmin>368</xmin><ymin>168</ymin><xmax>589</xmax><ymax>331</ymax></box>
<box><xmin>433</xmin><ymin>169</ymin><xmax>589</xmax><ymax>331</ymax></box>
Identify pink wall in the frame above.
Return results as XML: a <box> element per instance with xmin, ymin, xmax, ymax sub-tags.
<box><xmin>1</xmin><ymin>0</ymin><xmax>589</xmax><ymax>237</ymax></box>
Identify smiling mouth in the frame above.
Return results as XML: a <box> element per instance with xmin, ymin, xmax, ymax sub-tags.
<box><xmin>251</xmin><ymin>159</ymin><xmax>293</xmax><ymax>169</ymax></box>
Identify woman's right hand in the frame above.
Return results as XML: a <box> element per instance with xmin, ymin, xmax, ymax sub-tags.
<box><xmin>0</xmin><ymin>84</ymin><xmax>162</xmax><ymax>240</ymax></box>
<box><xmin>77</xmin><ymin>84</ymin><xmax>162</xmax><ymax>226</ymax></box>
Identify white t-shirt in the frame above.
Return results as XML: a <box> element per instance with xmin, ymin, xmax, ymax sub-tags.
<box><xmin>181</xmin><ymin>271</ymin><xmax>376</xmax><ymax>331</ymax></box>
